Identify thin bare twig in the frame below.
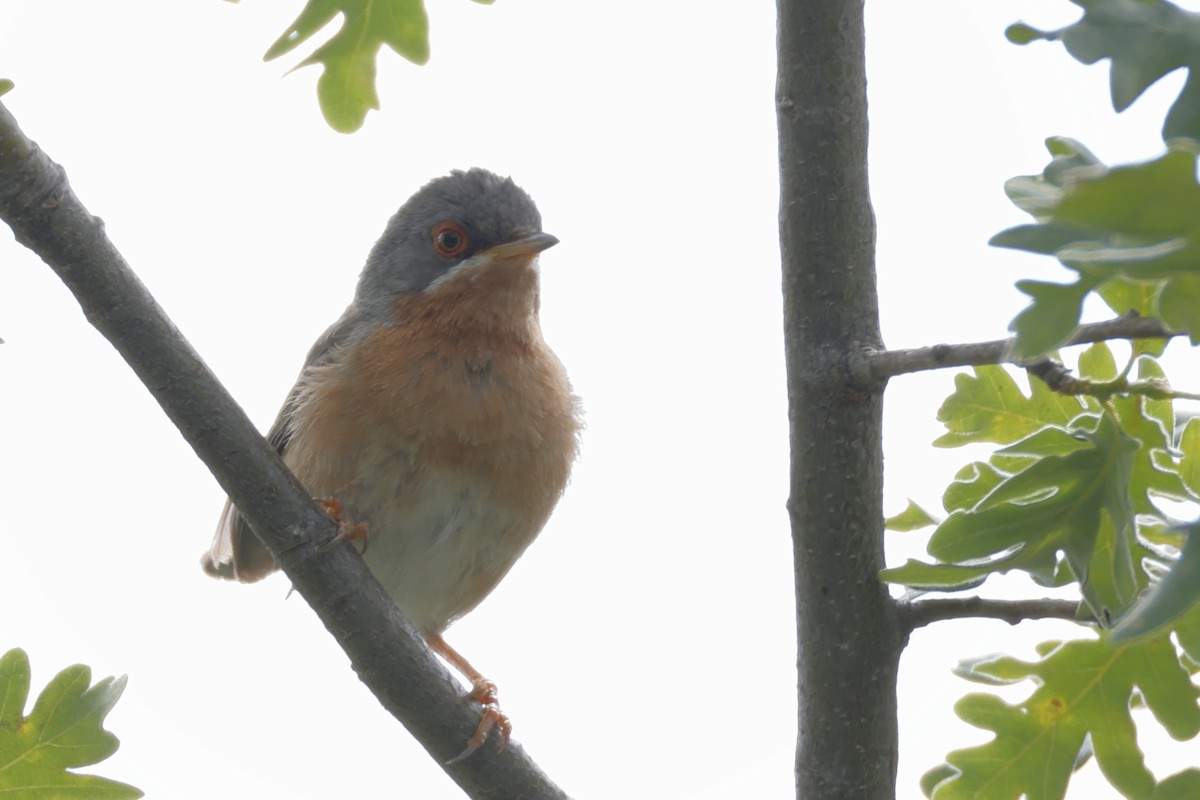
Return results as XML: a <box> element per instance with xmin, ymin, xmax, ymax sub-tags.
<box><xmin>0</xmin><ymin>100</ymin><xmax>569</xmax><ymax>800</ymax></box>
<box><xmin>863</xmin><ymin>315</ymin><xmax>1177</xmax><ymax>380</ymax></box>
<box><xmin>899</xmin><ymin>596</ymin><xmax>1083</xmax><ymax>633</ymax></box>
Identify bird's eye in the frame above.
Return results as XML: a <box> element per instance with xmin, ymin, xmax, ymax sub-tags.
<box><xmin>432</xmin><ymin>221</ymin><xmax>469</xmax><ymax>258</ymax></box>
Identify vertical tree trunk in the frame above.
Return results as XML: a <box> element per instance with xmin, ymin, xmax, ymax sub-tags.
<box><xmin>776</xmin><ymin>2</ymin><xmax>902</xmax><ymax>797</ymax></box>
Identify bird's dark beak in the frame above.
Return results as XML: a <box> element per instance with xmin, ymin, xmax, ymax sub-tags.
<box><xmin>485</xmin><ymin>232</ymin><xmax>559</xmax><ymax>260</ymax></box>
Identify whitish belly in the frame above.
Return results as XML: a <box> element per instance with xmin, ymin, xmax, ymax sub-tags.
<box><xmin>352</xmin><ymin>468</ymin><xmax>539</xmax><ymax>634</ymax></box>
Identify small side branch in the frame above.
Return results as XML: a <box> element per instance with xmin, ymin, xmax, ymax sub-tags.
<box><xmin>865</xmin><ymin>315</ymin><xmax>1177</xmax><ymax>380</ymax></box>
<box><xmin>899</xmin><ymin>596</ymin><xmax>1083</xmax><ymax>633</ymax></box>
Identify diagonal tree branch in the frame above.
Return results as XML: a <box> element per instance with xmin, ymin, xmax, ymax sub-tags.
<box><xmin>0</xmin><ymin>100</ymin><xmax>569</xmax><ymax>800</ymax></box>
<box><xmin>899</xmin><ymin>596</ymin><xmax>1082</xmax><ymax>634</ymax></box>
<box><xmin>862</xmin><ymin>314</ymin><xmax>1178</xmax><ymax>380</ymax></box>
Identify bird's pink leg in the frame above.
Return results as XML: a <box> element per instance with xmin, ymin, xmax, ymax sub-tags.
<box><xmin>427</xmin><ymin>633</ymin><xmax>512</xmax><ymax>762</ymax></box>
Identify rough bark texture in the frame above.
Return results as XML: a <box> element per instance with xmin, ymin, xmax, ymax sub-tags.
<box><xmin>0</xmin><ymin>100</ymin><xmax>569</xmax><ymax>800</ymax></box>
<box><xmin>776</xmin><ymin>2</ymin><xmax>903</xmax><ymax>797</ymax></box>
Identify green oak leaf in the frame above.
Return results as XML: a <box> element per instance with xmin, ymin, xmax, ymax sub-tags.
<box><xmin>884</xmin><ymin>500</ymin><xmax>938</xmax><ymax>532</ymax></box>
<box><xmin>1007</xmin><ymin>278</ymin><xmax>1101</xmax><ymax>361</ymax></box>
<box><xmin>1054</xmin><ymin>149</ymin><xmax>1200</xmax><ymax>270</ymax></box>
<box><xmin>1076</xmin><ymin>339</ymin><xmax>1118</xmax><ymax>380</ymax></box>
<box><xmin>987</xmin><ymin>221</ymin><xmax>1097</xmax><ymax>255</ymax></box>
<box><xmin>929</xmin><ymin>413</ymin><xmax>1131</xmax><ymax>563</ymax></box>
<box><xmin>0</xmin><ymin>80</ymin><xmax>13</xmax><ymax>97</ymax></box>
<box><xmin>1112</xmin><ymin>522</ymin><xmax>1200</xmax><ymax>642</ymax></box>
<box><xmin>0</xmin><ymin>649</ymin><xmax>141</xmax><ymax>799</ymax></box>
<box><xmin>1082</xmin><ymin>509</ymin><xmax>1142</xmax><ymax>621</ymax></box>
<box><xmin>993</xmin><ymin>142</ymin><xmax>1200</xmax><ymax>358</ymax></box>
<box><xmin>921</xmin><ymin>764</ymin><xmax>958</xmax><ymax>799</ymax></box>
<box><xmin>880</xmin><ymin>559</ymin><xmax>996</xmax><ymax>592</ymax></box>
<box><xmin>886</xmin><ymin>347</ymin><xmax>1200</xmax><ymax>605</ymax></box>
<box><xmin>265</xmin><ymin>0</ymin><xmax>431</xmax><ymax>132</ymax></box>
<box><xmin>925</xmin><ymin>414</ymin><xmax>1138</xmax><ymax>615</ymax></box>
<box><xmin>1097</xmin><ymin>278</ymin><xmax>1161</xmax><ymax>318</ymax></box>
<box><xmin>1174</xmin><ymin>602</ymin><xmax>1200</xmax><ymax>664</ymax></box>
<box><xmin>1006</xmin><ymin>0</ymin><xmax>1200</xmax><ymax>141</ymax></box>
<box><xmin>934</xmin><ymin>365</ymin><xmax>1086</xmax><ymax>448</ymax></box>
<box><xmin>928</xmin><ymin>635</ymin><xmax>1200</xmax><ymax>800</ymax></box>
<box><xmin>1000</xmin><ymin>137</ymin><xmax>1105</xmax><ymax>219</ymax></box>
<box><xmin>943</xmin><ymin>461</ymin><xmax>1011</xmax><ymax>514</ymax></box>
<box><xmin>1159</xmin><ymin>273</ymin><xmax>1200</xmax><ymax>337</ymax></box>
<box><xmin>1097</xmin><ymin>280</ymin><xmax>1169</xmax><ymax>356</ymax></box>
<box><xmin>995</xmin><ymin>427</ymin><xmax>1091</xmax><ymax>460</ymax></box>
<box><xmin>1111</xmin><ymin>356</ymin><xmax>1196</xmax><ymax>512</ymax></box>
<box><xmin>1178</xmin><ymin>417</ymin><xmax>1200</xmax><ymax>497</ymax></box>
<box><xmin>1153</xmin><ymin>770</ymin><xmax>1200</xmax><ymax>800</ymax></box>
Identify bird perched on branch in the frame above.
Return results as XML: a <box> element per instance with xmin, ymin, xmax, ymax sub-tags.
<box><xmin>202</xmin><ymin>168</ymin><xmax>582</xmax><ymax>759</ymax></box>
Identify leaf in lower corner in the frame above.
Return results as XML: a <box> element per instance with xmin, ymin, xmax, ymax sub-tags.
<box><xmin>920</xmin><ymin>763</ymin><xmax>958</xmax><ymax>798</ymax></box>
<box><xmin>1153</xmin><ymin>770</ymin><xmax>1200</xmax><ymax>800</ymax></box>
<box><xmin>932</xmin><ymin>635</ymin><xmax>1200</xmax><ymax>799</ymax></box>
<box><xmin>0</xmin><ymin>648</ymin><xmax>141</xmax><ymax>799</ymax></box>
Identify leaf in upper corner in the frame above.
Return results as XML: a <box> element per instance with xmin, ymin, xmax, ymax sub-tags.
<box><xmin>264</xmin><ymin>0</ymin><xmax>430</xmax><ymax>133</ymax></box>
<box><xmin>1111</xmin><ymin>521</ymin><xmax>1200</xmax><ymax>643</ymax></box>
<box><xmin>928</xmin><ymin>635</ymin><xmax>1200</xmax><ymax>800</ymax></box>
<box><xmin>934</xmin><ymin>365</ymin><xmax>1086</xmax><ymax>448</ymax></box>
<box><xmin>993</xmin><ymin>142</ymin><xmax>1200</xmax><ymax>358</ymax></box>
<box><xmin>1007</xmin><ymin>0</ymin><xmax>1200</xmax><ymax>142</ymax></box>
<box><xmin>0</xmin><ymin>648</ymin><xmax>141</xmax><ymax>800</ymax></box>
<box><xmin>885</xmin><ymin>500</ymin><xmax>938</xmax><ymax>531</ymax></box>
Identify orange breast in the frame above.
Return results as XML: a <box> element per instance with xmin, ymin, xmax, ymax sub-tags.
<box><xmin>280</xmin><ymin>256</ymin><xmax>581</xmax><ymax>630</ymax></box>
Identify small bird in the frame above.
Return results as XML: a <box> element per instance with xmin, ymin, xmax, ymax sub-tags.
<box><xmin>201</xmin><ymin>168</ymin><xmax>582</xmax><ymax>758</ymax></box>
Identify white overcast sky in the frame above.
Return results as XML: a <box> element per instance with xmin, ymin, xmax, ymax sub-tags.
<box><xmin>2</xmin><ymin>2</ymin><xmax>1199</xmax><ymax>798</ymax></box>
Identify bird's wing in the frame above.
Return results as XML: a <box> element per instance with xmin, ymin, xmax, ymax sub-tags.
<box><xmin>201</xmin><ymin>304</ymin><xmax>375</xmax><ymax>581</ymax></box>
